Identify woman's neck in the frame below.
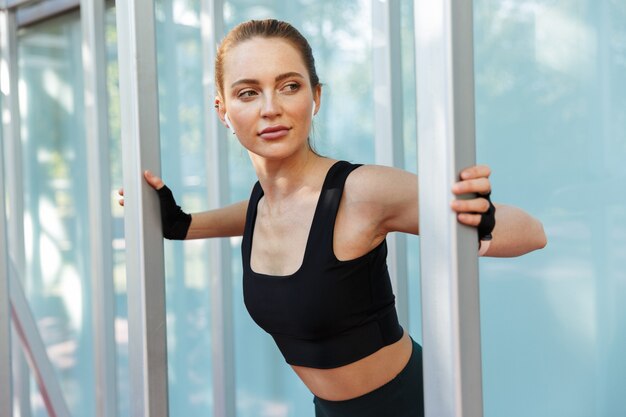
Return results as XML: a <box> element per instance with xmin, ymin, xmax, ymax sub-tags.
<box><xmin>250</xmin><ymin>150</ymin><xmax>332</xmax><ymax>206</ymax></box>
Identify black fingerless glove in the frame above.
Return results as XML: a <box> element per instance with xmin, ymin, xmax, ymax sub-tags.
<box><xmin>477</xmin><ymin>192</ymin><xmax>496</xmax><ymax>241</ymax></box>
<box><xmin>156</xmin><ymin>185</ymin><xmax>191</xmax><ymax>240</ymax></box>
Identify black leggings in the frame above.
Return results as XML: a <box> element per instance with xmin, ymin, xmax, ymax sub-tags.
<box><xmin>313</xmin><ymin>338</ymin><xmax>424</xmax><ymax>417</ymax></box>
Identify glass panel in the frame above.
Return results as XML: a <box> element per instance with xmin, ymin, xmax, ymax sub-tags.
<box><xmin>30</xmin><ymin>370</ymin><xmax>51</xmax><ymax>417</ymax></box>
<box><xmin>104</xmin><ymin>3</ymin><xmax>128</xmax><ymax>417</ymax></box>
<box><xmin>475</xmin><ymin>1</ymin><xmax>626</xmax><ymax>416</ymax></box>
<box><xmin>18</xmin><ymin>11</ymin><xmax>95</xmax><ymax>417</ymax></box>
<box><xmin>154</xmin><ymin>0</ymin><xmax>214</xmax><ymax>415</ymax></box>
<box><xmin>222</xmin><ymin>2</ymin><xmax>374</xmax><ymax>417</ymax></box>
<box><xmin>400</xmin><ymin>0</ymin><xmax>422</xmax><ymax>342</ymax></box>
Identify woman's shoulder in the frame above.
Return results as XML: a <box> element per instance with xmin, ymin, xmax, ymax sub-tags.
<box><xmin>330</xmin><ymin>163</ymin><xmax>418</xmax><ymax>243</ymax></box>
<box><xmin>344</xmin><ymin>163</ymin><xmax>417</xmax><ymax>202</ymax></box>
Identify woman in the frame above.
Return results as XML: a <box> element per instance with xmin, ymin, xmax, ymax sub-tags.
<box><xmin>120</xmin><ymin>19</ymin><xmax>546</xmax><ymax>417</ymax></box>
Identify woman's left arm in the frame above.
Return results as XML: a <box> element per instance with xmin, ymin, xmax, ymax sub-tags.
<box><xmin>478</xmin><ymin>203</ymin><xmax>547</xmax><ymax>257</ymax></box>
<box><xmin>450</xmin><ymin>165</ymin><xmax>547</xmax><ymax>257</ymax></box>
<box><xmin>358</xmin><ymin>164</ymin><xmax>547</xmax><ymax>258</ymax></box>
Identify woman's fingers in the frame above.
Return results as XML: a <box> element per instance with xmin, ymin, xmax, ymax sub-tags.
<box><xmin>117</xmin><ymin>170</ymin><xmax>164</xmax><ymax>207</ymax></box>
<box><xmin>144</xmin><ymin>170</ymin><xmax>165</xmax><ymax>190</ymax></box>
<box><xmin>456</xmin><ymin>213</ymin><xmax>482</xmax><ymax>227</ymax></box>
<box><xmin>452</xmin><ymin>165</ymin><xmax>492</xmax><ymax>195</ymax></box>
<box><xmin>118</xmin><ymin>187</ymin><xmax>124</xmax><ymax>206</ymax></box>
<box><xmin>460</xmin><ymin>164</ymin><xmax>491</xmax><ymax>180</ymax></box>
<box><xmin>452</xmin><ymin>177</ymin><xmax>491</xmax><ymax>195</ymax></box>
<box><xmin>451</xmin><ymin>197</ymin><xmax>491</xmax><ymax>214</ymax></box>
<box><xmin>452</xmin><ymin>164</ymin><xmax>493</xmax><ymax>228</ymax></box>
<box><xmin>451</xmin><ymin>197</ymin><xmax>490</xmax><ymax>226</ymax></box>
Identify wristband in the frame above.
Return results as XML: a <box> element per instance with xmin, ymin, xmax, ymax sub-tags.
<box><xmin>477</xmin><ymin>191</ymin><xmax>496</xmax><ymax>242</ymax></box>
<box><xmin>156</xmin><ymin>185</ymin><xmax>191</xmax><ymax>240</ymax></box>
<box><xmin>478</xmin><ymin>239</ymin><xmax>491</xmax><ymax>256</ymax></box>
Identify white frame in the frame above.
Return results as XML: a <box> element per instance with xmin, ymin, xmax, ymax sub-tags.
<box><xmin>201</xmin><ymin>1</ymin><xmax>237</xmax><ymax>416</ymax></box>
<box><xmin>115</xmin><ymin>0</ymin><xmax>169</xmax><ymax>415</ymax></box>
<box><xmin>372</xmin><ymin>0</ymin><xmax>410</xmax><ymax>329</ymax></box>
<box><xmin>414</xmin><ymin>0</ymin><xmax>484</xmax><ymax>416</ymax></box>
<box><xmin>81</xmin><ymin>0</ymin><xmax>118</xmax><ymax>415</ymax></box>
<box><xmin>0</xmin><ymin>51</ymin><xmax>13</xmax><ymax>416</ymax></box>
<box><xmin>0</xmin><ymin>8</ymin><xmax>30</xmax><ymax>417</ymax></box>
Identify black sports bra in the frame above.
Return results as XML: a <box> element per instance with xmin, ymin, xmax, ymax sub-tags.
<box><xmin>242</xmin><ymin>160</ymin><xmax>404</xmax><ymax>369</ymax></box>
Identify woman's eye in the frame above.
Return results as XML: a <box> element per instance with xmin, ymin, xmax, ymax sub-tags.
<box><xmin>238</xmin><ymin>90</ymin><xmax>257</xmax><ymax>98</ymax></box>
<box><xmin>282</xmin><ymin>82</ymin><xmax>300</xmax><ymax>92</ymax></box>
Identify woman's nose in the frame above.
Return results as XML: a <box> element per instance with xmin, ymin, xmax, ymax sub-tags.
<box><xmin>260</xmin><ymin>95</ymin><xmax>281</xmax><ymax>117</ymax></box>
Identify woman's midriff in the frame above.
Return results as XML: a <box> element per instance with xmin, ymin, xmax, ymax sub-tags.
<box><xmin>290</xmin><ymin>330</ymin><xmax>412</xmax><ymax>401</ymax></box>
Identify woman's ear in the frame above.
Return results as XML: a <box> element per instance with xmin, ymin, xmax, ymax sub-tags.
<box><xmin>214</xmin><ymin>96</ymin><xmax>228</xmax><ymax>128</ymax></box>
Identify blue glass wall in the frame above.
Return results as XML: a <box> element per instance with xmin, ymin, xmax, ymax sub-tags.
<box><xmin>154</xmin><ymin>0</ymin><xmax>215</xmax><ymax>415</ymax></box>
<box><xmin>474</xmin><ymin>1</ymin><xmax>626</xmax><ymax>416</ymax></box>
<box><xmin>17</xmin><ymin>11</ymin><xmax>95</xmax><ymax>417</ymax></box>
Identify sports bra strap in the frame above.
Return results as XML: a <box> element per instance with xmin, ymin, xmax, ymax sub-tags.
<box><xmin>308</xmin><ymin>161</ymin><xmax>363</xmax><ymax>259</ymax></box>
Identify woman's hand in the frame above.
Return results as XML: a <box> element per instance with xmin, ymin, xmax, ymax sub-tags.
<box><xmin>450</xmin><ymin>165</ymin><xmax>494</xmax><ymax>233</ymax></box>
<box><xmin>117</xmin><ymin>171</ymin><xmax>191</xmax><ymax>240</ymax></box>
<box><xmin>143</xmin><ymin>170</ymin><xmax>165</xmax><ymax>190</ymax></box>
<box><xmin>117</xmin><ymin>170</ymin><xmax>164</xmax><ymax>206</ymax></box>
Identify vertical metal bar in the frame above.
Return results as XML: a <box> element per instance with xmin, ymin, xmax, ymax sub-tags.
<box><xmin>8</xmin><ymin>262</ymin><xmax>71</xmax><ymax>417</ymax></box>
<box><xmin>0</xmin><ymin>8</ymin><xmax>22</xmax><ymax>298</ymax></box>
<box><xmin>414</xmin><ymin>1</ymin><xmax>484</xmax><ymax>416</ymax></box>
<box><xmin>372</xmin><ymin>0</ymin><xmax>409</xmax><ymax>329</ymax></box>
<box><xmin>115</xmin><ymin>0</ymin><xmax>169</xmax><ymax>415</ymax></box>
<box><xmin>201</xmin><ymin>2</ymin><xmax>236</xmax><ymax>417</ymax></box>
<box><xmin>80</xmin><ymin>0</ymin><xmax>118</xmax><ymax>416</ymax></box>
<box><xmin>0</xmin><ymin>84</ymin><xmax>12</xmax><ymax>417</ymax></box>
<box><xmin>0</xmin><ymin>9</ymin><xmax>30</xmax><ymax>417</ymax></box>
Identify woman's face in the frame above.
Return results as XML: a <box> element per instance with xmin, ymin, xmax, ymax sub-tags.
<box><xmin>219</xmin><ymin>37</ymin><xmax>319</xmax><ymax>161</ymax></box>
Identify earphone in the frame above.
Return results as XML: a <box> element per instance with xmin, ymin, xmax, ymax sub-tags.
<box><xmin>224</xmin><ymin>112</ymin><xmax>234</xmax><ymax>134</ymax></box>
<box><xmin>312</xmin><ymin>101</ymin><xmax>316</xmax><ymax>118</ymax></box>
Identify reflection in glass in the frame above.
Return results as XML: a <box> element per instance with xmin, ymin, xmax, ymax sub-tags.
<box><xmin>475</xmin><ymin>1</ymin><xmax>626</xmax><ymax>416</ymax></box>
<box><xmin>18</xmin><ymin>11</ymin><xmax>95</xmax><ymax>417</ymax></box>
<box><xmin>155</xmin><ymin>0</ymin><xmax>215</xmax><ymax>415</ymax></box>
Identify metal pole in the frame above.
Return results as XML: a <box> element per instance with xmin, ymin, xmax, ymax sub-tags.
<box><xmin>9</xmin><ymin>262</ymin><xmax>71</xmax><ymax>417</ymax></box>
<box><xmin>372</xmin><ymin>0</ymin><xmax>409</xmax><ymax>329</ymax></box>
<box><xmin>0</xmin><ymin>9</ymin><xmax>30</xmax><ymax>417</ymax></box>
<box><xmin>201</xmin><ymin>1</ymin><xmax>236</xmax><ymax>416</ymax></box>
<box><xmin>115</xmin><ymin>0</ymin><xmax>169</xmax><ymax>415</ymax></box>
<box><xmin>414</xmin><ymin>0</ymin><xmax>484</xmax><ymax>416</ymax></box>
<box><xmin>0</xmin><ymin>76</ymin><xmax>13</xmax><ymax>417</ymax></box>
<box><xmin>80</xmin><ymin>0</ymin><xmax>118</xmax><ymax>415</ymax></box>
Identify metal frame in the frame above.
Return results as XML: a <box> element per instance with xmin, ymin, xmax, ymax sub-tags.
<box><xmin>115</xmin><ymin>0</ymin><xmax>169</xmax><ymax>415</ymax></box>
<box><xmin>0</xmin><ymin>74</ymin><xmax>13</xmax><ymax>417</ymax></box>
<box><xmin>371</xmin><ymin>0</ymin><xmax>409</xmax><ymax>329</ymax></box>
<box><xmin>15</xmin><ymin>0</ymin><xmax>78</xmax><ymax>27</ymax></box>
<box><xmin>414</xmin><ymin>1</ymin><xmax>484</xmax><ymax>416</ymax></box>
<box><xmin>0</xmin><ymin>8</ymin><xmax>31</xmax><ymax>417</ymax></box>
<box><xmin>81</xmin><ymin>0</ymin><xmax>118</xmax><ymax>415</ymax></box>
<box><xmin>201</xmin><ymin>2</ymin><xmax>236</xmax><ymax>416</ymax></box>
<box><xmin>9</xmin><ymin>261</ymin><xmax>71</xmax><ymax>417</ymax></box>
<box><xmin>0</xmin><ymin>0</ymin><xmax>35</xmax><ymax>11</ymax></box>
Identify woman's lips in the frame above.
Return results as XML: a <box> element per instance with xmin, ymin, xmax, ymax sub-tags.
<box><xmin>259</xmin><ymin>125</ymin><xmax>290</xmax><ymax>140</ymax></box>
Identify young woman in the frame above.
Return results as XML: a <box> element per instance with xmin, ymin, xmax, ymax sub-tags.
<box><xmin>120</xmin><ymin>19</ymin><xmax>546</xmax><ymax>417</ymax></box>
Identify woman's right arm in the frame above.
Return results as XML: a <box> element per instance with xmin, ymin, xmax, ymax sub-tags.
<box><xmin>186</xmin><ymin>200</ymin><xmax>248</xmax><ymax>239</ymax></box>
<box><xmin>119</xmin><ymin>170</ymin><xmax>248</xmax><ymax>240</ymax></box>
